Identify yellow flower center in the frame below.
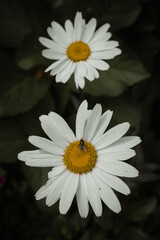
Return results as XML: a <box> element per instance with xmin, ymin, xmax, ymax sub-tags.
<box><xmin>66</xmin><ymin>41</ymin><xmax>91</xmax><ymax>62</ymax></box>
<box><xmin>63</xmin><ymin>140</ymin><xmax>97</xmax><ymax>174</ymax></box>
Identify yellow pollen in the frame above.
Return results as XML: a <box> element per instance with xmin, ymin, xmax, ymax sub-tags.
<box><xmin>63</xmin><ymin>140</ymin><xmax>97</xmax><ymax>174</ymax></box>
<box><xmin>66</xmin><ymin>41</ymin><xmax>91</xmax><ymax>62</ymax></box>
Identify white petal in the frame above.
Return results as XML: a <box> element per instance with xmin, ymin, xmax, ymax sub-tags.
<box><xmin>90</xmin><ymin>40</ymin><xmax>119</xmax><ymax>51</ymax></box>
<box><xmin>76</xmin><ymin>175</ymin><xmax>89</xmax><ymax>218</ymax></box>
<box><xmin>47</xmin><ymin>27</ymin><xmax>69</xmax><ymax>47</ymax></box>
<box><xmin>18</xmin><ymin>149</ymin><xmax>62</xmax><ymax>167</ymax></box>
<box><xmin>50</xmin><ymin>59</ymin><xmax>69</xmax><ymax>76</ymax></box>
<box><xmin>89</xmin><ymin>23</ymin><xmax>111</xmax><ymax>45</ymax></box>
<box><xmin>74</xmin><ymin>12</ymin><xmax>83</xmax><ymax>40</ymax></box>
<box><xmin>82</xmin><ymin>18</ymin><xmax>97</xmax><ymax>43</ymax></box>
<box><xmin>83</xmin><ymin>104</ymin><xmax>102</xmax><ymax>141</ymax></box>
<box><xmin>98</xmin><ymin>149</ymin><xmax>136</xmax><ymax>160</ymax></box>
<box><xmin>42</xmin><ymin>49</ymin><xmax>66</xmax><ymax>60</ymax></box>
<box><xmin>39</xmin><ymin>37</ymin><xmax>65</xmax><ymax>53</ymax></box>
<box><xmin>28</xmin><ymin>136</ymin><xmax>64</xmax><ymax>155</ymax></box>
<box><xmin>56</xmin><ymin>62</ymin><xmax>76</xmax><ymax>84</ymax></box>
<box><xmin>95</xmin><ymin>122</ymin><xmax>130</xmax><ymax>149</ymax></box>
<box><xmin>92</xmin><ymin>110</ymin><xmax>113</xmax><ymax>144</ymax></box>
<box><xmin>88</xmin><ymin>59</ymin><xmax>109</xmax><ymax>70</ymax></box>
<box><xmin>93</xmin><ymin>171</ymin><xmax>121</xmax><ymax>213</ymax></box>
<box><xmin>25</xmin><ymin>157</ymin><xmax>62</xmax><ymax>167</ymax></box>
<box><xmin>55</xmin><ymin>60</ymin><xmax>73</xmax><ymax>82</ymax></box>
<box><xmin>46</xmin><ymin>171</ymin><xmax>70</xmax><ymax>207</ymax></box>
<box><xmin>74</xmin><ymin>62</ymin><xmax>87</xmax><ymax>88</ymax></box>
<box><xmin>51</xmin><ymin>21</ymin><xmax>70</xmax><ymax>42</ymax></box>
<box><xmin>91</xmin><ymin>48</ymin><xmax>122</xmax><ymax>60</ymax></box>
<box><xmin>35</xmin><ymin>170</ymin><xmax>68</xmax><ymax>200</ymax></box>
<box><xmin>93</xmin><ymin>168</ymin><xmax>130</xmax><ymax>195</ymax></box>
<box><xmin>48</xmin><ymin>165</ymin><xmax>66</xmax><ymax>179</ymax></box>
<box><xmin>48</xmin><ymin>111</ymin><xmax>75</xmax><ymax>143</ymax></box>
<box><xmin>97</xmin><ymin>160</ymin><xmax>139</xmax><ymax>178</ymax></box>
<box><xmin>83</xmin><ymin>62</ymin><xmax>95</xmax><ymax>81</ymax></box>
<box><xmin>39</xmin><ymin>115</ymin><xmax>69</xmax><ymax>148</ymax></box>
<box><xmin>84</xmin><ymin>173</ymin><xmax>102</xmax><ymax>217</ymax></box>
<box><xmin>65</xmin><ymin>19</ymin><xmax>74</xmax><ymax>41</ymax></box>
<box><xmin>76</xmin><ymin>100</ymin><xmax>88</xmax><ymax>139</ymax></box>
<box><xmin>107</xmin><ymin>136</ymin><xmax>142</xmax><ymax>150</ymax></box>
<box><xmin>59</xmin><ymin>173</ymin><xmax>79</xmax><ymax>214</ymax></box>
<box><xmin>45</xmin><ymin>60</ymin><xmax>63</xmax><ymax>73</ymax></box>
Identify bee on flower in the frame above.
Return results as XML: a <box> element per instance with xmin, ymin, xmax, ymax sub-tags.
<box><xmin>18</xmin><ymin>100</ymin><xmax>141</xmax><ymax>218</ymax></box>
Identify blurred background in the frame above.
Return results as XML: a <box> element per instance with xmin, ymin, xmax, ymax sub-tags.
<box><xmin>0</xmin><ymin>0</ymin><xmax>160</xmax><ymax>239</ymax></box>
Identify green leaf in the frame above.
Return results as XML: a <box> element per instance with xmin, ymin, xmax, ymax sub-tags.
<box><xmin>15</xmin><ymin>34</ymin><xmax>48</xmax><ymax>70</ymax></box>
<box><xmin>0</xmin><ymin>119</ymin><xmax>28</xmax><ymax>163</ymax></box>
<box><xmin>124</xmin><ymin>226</ymin><xmax>151</xmax><ymax>240</ymax></box>
<box><xmin>0</xmin><ymin>75</ymin><xmax>51</xmax><ymax>118</ymax></box>
<box><xmin>0</xmin><ymin>51</ymin><xmax>51</xmax><ymax>118</ymax></box>
<box><xmin>19</xmin><ymin>93</ymin><xmax>55</xmax><ymax>136</ymax></box>
<box><xmin>52</xmin><ymin>83</ymin><xmax>71</xmax><ymax>115</ymax></box>
<box><xmin>122</xmin><ymin>198</ymin><xmax>157</xmax><ymax>222</ymax></box>
<box><xmin>0</xmin><ymin>0</ymin><xmax>31</xmax><ymax>47</ymax></box>
<box><xmin>132</xmin><ymin>34</ymin><xmax>160</xmax><ymax>71</ymax></box>
<box><xmin>67</xmin><ymin>43</ymin><xmax>150</xmax><ymax>97</ymax></box>
<box><xmin>0</xmin><ymin>94</ymin><xmax>55</xmax><ymax>164</ymax></box>
<box><xmin>102</xmin><ymin>95</ymin><xmax>141</xmax><ymax>134</ymax></box>
<box><xmin>22</xmin><ymin>165</ymin><xmax>50</xmax><ymax>192</ymax></box>
<box><xmin>101</xmin><ymin>0</ymin><xmax>142</xmax><ymax>31</ymax></box>
<box><xmin>0</xmin><ymin>0</ymin><xmax>51</xmax><ymax>48</ymax></box>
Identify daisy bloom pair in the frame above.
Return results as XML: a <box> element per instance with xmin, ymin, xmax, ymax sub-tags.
<box><xmin>18</xmin><ymin>100</ymin><xmax>141</xmax><ymax>218</ymax></box>
<box><xmin>39</xmin><ymin>12</ymin><xmax>121</xmax><ymax>89</ymax></box>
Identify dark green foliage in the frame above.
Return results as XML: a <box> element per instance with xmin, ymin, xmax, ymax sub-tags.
<box><xmin>0</xmin><ymin>0</ymin><xmax>160</xmax><ymax>239</ymax></box>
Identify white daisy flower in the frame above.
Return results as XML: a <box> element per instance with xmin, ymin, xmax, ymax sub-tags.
<box><xmin>39</xmin><ymin>12</ymin><xmax>121</xmax><ymax>89</ymax></box>
<box><xmin>18</xmin><ymin>100</ymin><xmax>141</xmax><ymax>218</ymax></box>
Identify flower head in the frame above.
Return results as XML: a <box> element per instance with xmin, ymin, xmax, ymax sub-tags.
<box><xmin>39</xmin><ymin>12</ymin><xmax>121</xmax><ymax>89</ymax></box>
<box><xmin>18</xmin><ymin>100</ymin><xmax>141</xmax><ymax>218</ymax></box>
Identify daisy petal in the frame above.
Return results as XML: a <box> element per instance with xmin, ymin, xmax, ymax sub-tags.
<box><xmin>42</xmin><ymin>49</ymin><xmax>66</xmax><ymax>60</ymax></box>
<box><xmin>25</xmin><ymin>157</ymin><xmax>62</xmax><ymax>167</ymax></box>
<box><xmin>82</xmin><ymin>18</ymin><xmax>97</xmax><ymax>43</ymax></box>
<box><xmin>50</xmin><ymin>59</ymin><xmax>70</xmax><ymax>76</ymax></box>
<box><xmin>47</xmin><ymin>27</ymin><xmax>69</xmax><ymax>47</ymax></box>
<box><xmin>84</xmin><ymin>173</ymin><xmax>102</xmax><ymax>217</ymax></box>
<box><xmin>46</xmin><ymin>171</ymin><xmax>70</xmax><ymax>207</ymax></box>
<box><xmin>39</xmin><ymin>37</ymin><xmax>65</xmax><ymax>53</ymax></box>
<box><xmin>76</xmin><ymin>175</ymin><xmax>89</xmax><ymax>218</ymax></box>
<box><xmin>48</xmin><ymin>165</ymin><xmax>66</xmax><ymax>179</ymax></box>
<box><xmin>90</xmin><ymin>40</ymin><xmax>119</xmax><ymax>51</ymax></box>
<box><xmin>89</xmin><ymin>23</ymin><xmax>111</xmax><ymax>45</ymax></box>
<box><xmin>55</xmin><ymin>61</ymin><xmax>74</xmax><ymax>83</ymax></box>
<box><xmin>83</xmin><ymin>62</ymin><xmax>95</xmax><ymax>81</ymax></box>
<box><xmin>107</xmin><ymin>136</ymin><xmax>142</xmax><ymax>150</ymax></box>
<box><xmin>76</xmin><ymin>100</ymin><xmax>88</xmax><ymax>139</ymax></box>
<box><xmin>39</xmin><ymin>115</ymin><xmax>69</xmax><ymax>148</ymax></box>
<box><xmin>74</xmin><ymin>12</ymin><xmax>83</xmax><ymax>40</ymax></box>
<box><xmin>88</xmin><ymin>59</ymin><xmax>109</xmax><ymax>70</ymax></box>
<box><xmin>65</xmin><ymin>19</ymin><xmax>74</xmax><ymax>41</ymax></box>
<box><xmin>48</xmin><ymin>111</ymin><xmax>75</xmax><ymax>142</ymax></box>
<box><xmin>51</xmin><ymin>21</ymin><xmax>69</xmax><ymax>41</ymax></box>
<box><xmin>83</xmin><ymin>104</ymin><xmax>102</xmax><ymax>141</ymax></box>
<box><xmin>94</xmin><ymin>168</ymin><xmax>130</xmax><ymax>195</ymax></box>
<box><xmin>59</xmin><ymin>173</ymin><xmax>79</xmax><ymax>214</ymax></box>
<box><xmin>95</xmin><ymin>122</ymin><xmax>130</xmax><ymax>149</ymax></box>
<box><xmin>92</xmin><ymin>110</ymin><xmax>113</xmax><ymax>144</ymax></box>
<box><xmin>98</xmin><ymin>149</ymin><xmax>136</xmax><ymax>160</ymax></box>
<box><xmin>97</xmin><ymin>160</ymin><xmax>139</xmax><ymax>178</ymax></box>
<box><xmin>91</xmin><ymin>48</ymin><xmax>122</xmax><ymax>60</ymax></box>
<box><xmin>93</xmin><ymin>172</ymin><xmax>121</xmax><ymax>213</ymax></box>
<box><xmin>28</xmin><ymin>136</ymin><xmax>64</xmax><ymax>155</ymax></box>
